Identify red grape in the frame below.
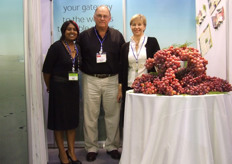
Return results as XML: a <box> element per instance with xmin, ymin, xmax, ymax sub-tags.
<box><xmin>132</xmin><ymin>45</ymin><xmax>232</xmax><ymax>95</ymax></box>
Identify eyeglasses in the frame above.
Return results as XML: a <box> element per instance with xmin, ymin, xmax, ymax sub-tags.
<box><xmin>96</xmin><ymin>14</ymin><xmax>109</xmax><ymax>19</ymax></box>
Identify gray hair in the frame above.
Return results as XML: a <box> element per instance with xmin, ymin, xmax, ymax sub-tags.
<box><xmin>94</xmin><ymin>5</ymin><xmax>111</xmax><ymax>17</ymax></box>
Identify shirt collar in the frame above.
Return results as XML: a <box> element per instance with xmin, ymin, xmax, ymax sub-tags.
<box><xmin>94</xmin><ymin>26</ymin><xmax>109</xmax><ymax>40</ymax></box>
<box><xmin>130</xmin><ymin>35</ymin><xmax>145</xmax><ymax>43</ymax></box>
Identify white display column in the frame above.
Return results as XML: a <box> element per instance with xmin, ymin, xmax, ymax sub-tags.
<box><xmin>24</xmin><ymin>0</ymin><xmax>47</xmax><ymax>163</ymax></box>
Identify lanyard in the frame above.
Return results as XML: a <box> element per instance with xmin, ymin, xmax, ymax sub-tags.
<box><xmin>94</xmin><ymin>27</ymin><xmax>108</xmax><ymax>53</ymax></box>
<box><xmin>130</xmin><ymin>36</ymin><xmax>145</xmax><ymax>63</ymax></box>
<box><xmin>64</xmin><ymin>41</ymin><xmax>78</xmax><ymax>72</ymax></box>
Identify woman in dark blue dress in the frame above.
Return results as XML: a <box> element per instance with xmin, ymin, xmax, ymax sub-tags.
<box><xmin>42</xmin><ymin>20</ymin><xmax>82</xmax><ymax>164</ymax></box>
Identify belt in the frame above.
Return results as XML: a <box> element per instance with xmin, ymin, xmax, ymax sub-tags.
<box><xmin>52</xmin><ymin>75</ymin><xmax>68</xmax><ymax>82</ymax></box>
<box><xmin>88</xmin><ymin>73</ymin><xmax>117</xmax><ymax>78</ymax></box>
<box><xmin>52</xmin><ymin>75</ymin><xmax>78</xmax><ymax>83</ymax></box>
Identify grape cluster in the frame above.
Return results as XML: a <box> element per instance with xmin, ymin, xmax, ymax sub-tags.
<box><xmin>133</xmin><ymin>46</ymin><xmax>232</xmax><ymax>95</ymax></box>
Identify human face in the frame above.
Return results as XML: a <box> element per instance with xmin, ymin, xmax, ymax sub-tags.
<box><xmin>94</xmin><ymin>6</ymin><xmax>111</xmax><ymax>30</ymax></box>
<box><xmin>130</xmin><ymin>19</ymin><xmax>146</xmax><ymax>38</ymax></box>
<box><xmin>64</xmin><ymin>23</ymin><xmax>78</xmax><ymax>42</ymax></box>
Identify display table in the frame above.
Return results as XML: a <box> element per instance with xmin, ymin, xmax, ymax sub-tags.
<box><xmin>120</xmin><ymin>91</ymin><xmax>232</xmax><ymax>164</ymax></box>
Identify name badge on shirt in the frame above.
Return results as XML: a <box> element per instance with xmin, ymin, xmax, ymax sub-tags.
<box><xmin>68</xmin><ymin>72</ymin><xmax>78</xmax><ymax>81</ymax></box>
<box><xmin>96</xmin><ymin>52</ymin><xmax>107</xmax><ymax>63</ymax></box>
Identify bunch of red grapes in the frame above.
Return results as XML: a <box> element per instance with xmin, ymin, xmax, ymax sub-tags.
<box><xmin>132</xmin><ymin>46</ymin><xmax>232</xmax><ymax>95</ymax></box>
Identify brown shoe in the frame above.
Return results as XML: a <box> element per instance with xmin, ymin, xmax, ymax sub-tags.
<box><xmin>86</xmin><ymin>152</ymin><xmax>98</xmax><ymax>162</ymax></box>
<box><xmin>107</xmin><ymin>150</ymin><xmax>121</xmax><ymax>160</ymax></box>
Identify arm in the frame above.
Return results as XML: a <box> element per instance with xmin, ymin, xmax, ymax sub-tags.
<box><xmin>117</xmin><ymin>34</ymin><xmax>126</xmax><ymax>103</ymax></box>
<box><xmin>117</xmin><ymin>42</ymin><xmax>128</xmax><ymax>103</ymax></box>
<box><xmin>42</xmin><ymin>42</ymin><xmax>58</xmax><ymax>92</ymax></box>
<box><xmin>147</xmin><ymin>37</ymin><xmax>161</xmax><ymax>72</ymax></box>
<box><xmin>117</xmin><ymin>83</ymin><xmax>122</xmax><ymax>103</ymax></box>
<box><xmin>43</xmin><ymin>73</ymin><xmax>51</xmax><ymax>92</ymax></box>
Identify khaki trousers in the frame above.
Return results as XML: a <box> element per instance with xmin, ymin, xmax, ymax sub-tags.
<box><xmin>82</xmin><ymin>73</ymin><xmax>120</xmax><ymax>152</ymax></box>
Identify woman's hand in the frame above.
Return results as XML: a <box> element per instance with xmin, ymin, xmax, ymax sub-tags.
<box><xmin>43</xmin><ymin>73</ymin><xmax>51</xmax><ymax>93</ymax></box>
<box><xmin>117</xmin><ymin>84</ymin><xmax>122</xmax><ymax>103</ymax></box>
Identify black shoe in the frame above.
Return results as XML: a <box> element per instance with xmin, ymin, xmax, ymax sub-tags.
<box><xmin>107</xmin><ymin>150</ymin><xmax>121</xmax><ymax>160</ymax></box>
<box><xmin>66</xmin><ymin>150</ymin><xmax>82</xmax><ymax>164</ymax></box>
<box><xmin>86</xmin><ymin>152</ymin><xmax>98</xmax><ymax>162</ymax></box>
<box><xmin>58</xmin><ymin>154</ymin><xmax>71</xmax><ymax>164</ymax></box>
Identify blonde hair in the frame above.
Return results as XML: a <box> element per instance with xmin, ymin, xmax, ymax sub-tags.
<box><xmin>130</xmin><ymin>14</ymin><xmax>147</xmax><ymax>26</ymax></box>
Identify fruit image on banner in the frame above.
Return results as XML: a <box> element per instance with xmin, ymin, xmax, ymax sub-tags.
<box><xmin>132</xmin><ymin>44</ymin><xmax>232</xmax><ymax>95</ymax></box>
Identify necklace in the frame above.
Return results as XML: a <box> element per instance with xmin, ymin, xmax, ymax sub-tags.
<box><xmin>64</xmin><ymin>41</ymin><xmax>76</xmax><ymax>56</ymax></box>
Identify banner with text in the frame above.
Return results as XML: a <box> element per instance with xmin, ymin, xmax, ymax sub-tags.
<box><xmin>53</xmin><ymin>0</ymin><xmax>196</xmax><ymax>49</ymax></box>
<box><xmin>53</xmin><ymin>0</ymin><xmax>123</xmax><ymax>42</ymax></box>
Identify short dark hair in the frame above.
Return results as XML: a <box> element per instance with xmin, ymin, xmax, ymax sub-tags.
<box><xmin>60</xmin><ymin>20</ymin><xmax>79</xmax><ymax>42</ymax></box>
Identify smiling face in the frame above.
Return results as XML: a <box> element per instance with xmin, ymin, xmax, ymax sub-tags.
<box><xmin>94</xmin><ymin>6</ymin><xmax>111</xmax><ymax>30</ymax></box>
<box><xmin>64</xmin><ymin>23</ymin><xmax>78</xmax><ymax>42</ymax></box>
<box><xmin>130</xmin><ymin>18</ymin><xmax>146</xmax><ymax>38</ymax></box>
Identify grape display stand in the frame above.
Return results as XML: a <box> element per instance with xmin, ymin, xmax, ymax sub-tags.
<box><xmin>119</xmin><ymin>90</ymin><xmax>232</xmax><ymax>164</ymax></box>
